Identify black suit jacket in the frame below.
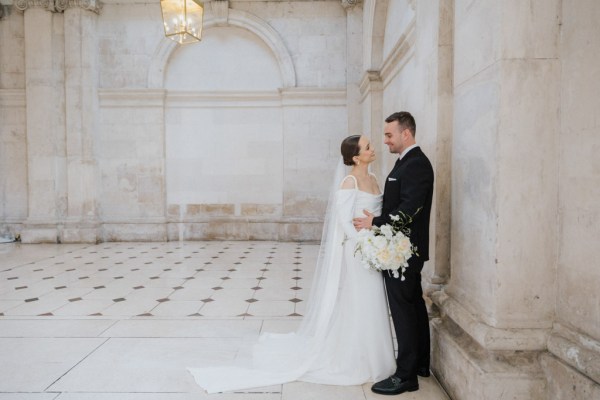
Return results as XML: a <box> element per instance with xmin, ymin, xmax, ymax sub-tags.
<box><xmin>373</xmin><ymin>147</ymin><xmax>434</xmax><ymax>261</ymax></box>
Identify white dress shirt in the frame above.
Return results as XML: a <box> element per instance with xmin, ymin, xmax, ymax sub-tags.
<box><xmin>398</xmin><ymin>144</ymin><xmax>419</xmax><ymax>161</ymax></box>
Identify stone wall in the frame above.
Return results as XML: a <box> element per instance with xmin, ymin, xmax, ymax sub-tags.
<box><xmin>426</xmin><ymin>0</ymin><xmax>600</xmax><ymax>399</ymax></box>
<box><xmin>1</xmin><ymin>1</ymin><xmax>599</xmax><ymax>397</ymax></box>
<box><xmin>0</xmin><ymin>6</ymin><xmax>29</xmax><ymax>235</ymax></box>
<box><xmin>544</xmin><ymin>0</ymin><xmax>600</xmax><ymax>398</ymax></box>
<box><xmin>0</xmin><ymin>0</ymin><xmax>350</xmax><ymax>242</ymax></box>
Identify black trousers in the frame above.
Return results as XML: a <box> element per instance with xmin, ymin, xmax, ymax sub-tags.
<box><xmin>383</xmin><ymin>259</ymin><xmax>430</xmax><ymax>379</ymax></box>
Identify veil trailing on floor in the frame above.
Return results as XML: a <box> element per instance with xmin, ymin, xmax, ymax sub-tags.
<box><xmin>188</xmin><ymin>158</ymin><xmax>356</xmax><ymax>393</ymax></box>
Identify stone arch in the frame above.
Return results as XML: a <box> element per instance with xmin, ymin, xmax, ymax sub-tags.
<box><xmin>363</xmin><ymin>0</ymin><xmax>389</xmax><ymax>70</ymax></box>
<box><xmin>148</xmin><ymin>9</ymin><xmax>296</xmax><ymax>89</ymax></box>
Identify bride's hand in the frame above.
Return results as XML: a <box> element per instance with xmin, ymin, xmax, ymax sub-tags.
<box><xmin>353</xmin><ymin>210</ymin><xmax>374</xmax><ymax>230</ymax></box>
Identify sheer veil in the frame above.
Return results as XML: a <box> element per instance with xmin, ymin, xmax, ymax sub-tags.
<box><xmin>188</xmin><ymin>158</ymin><xmax>353</xmax><ymax>393</ymax></box>
<box><xmin>295</xmin><ymin>157</ymin><xmax>347</xmax><ymax>338</ymax></box>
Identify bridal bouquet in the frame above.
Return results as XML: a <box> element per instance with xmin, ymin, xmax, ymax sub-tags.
<box><xmin>354</xmin><ymin>212</ymin><xmax>418</xmax><ymax>280</ymax></box>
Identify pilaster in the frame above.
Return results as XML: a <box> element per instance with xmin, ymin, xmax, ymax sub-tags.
<box><xmin>19</xmin><ymin>0</ymin><xmax>102</xmax><ymax>243</ymax></box>
<box><xmin>61</xmin><ymin>0</ymin><xmax>101</xmax><ymax>243</ymax></box>
<box><xmin>433</xmin><ymin>1</ymin><xmax>561</xmax><ymax>398</ymax></box>
<box><xmin>342</xmin><ymin>0</ymin><xmax>363</xmax><ymax>136</ymax></box>
<box><xmin>359</xmin><ymin>70</ymin><xmax>383</xmax><ymax>175</ymax></box>
<box><xmin>20</xmin><ymin>2</ymin><xmax>65</xmax><ymax>243</ymax></box>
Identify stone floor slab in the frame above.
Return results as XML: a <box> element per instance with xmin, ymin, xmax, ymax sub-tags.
<box><xmin>0</xmin><ymin>242</ymin><xmax>448</xmax><ymax>400</ymax></box>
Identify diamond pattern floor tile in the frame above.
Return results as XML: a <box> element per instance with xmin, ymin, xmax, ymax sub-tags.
<box><xmin>0</xmin><ymin>241</ymin><xmax>448</xmax><ymax>400</ymax></box>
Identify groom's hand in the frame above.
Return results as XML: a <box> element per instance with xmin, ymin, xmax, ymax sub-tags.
<box><xmin>353</xmin><ymin>210</ymin><xmax>374</xmax><ymax>231</ymax></box>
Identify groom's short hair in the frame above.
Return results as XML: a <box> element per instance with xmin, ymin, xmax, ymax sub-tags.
<box><xmin>385</xmin><ymin>111</ymin><xmax>416</xmax><ymax>137</ymax></box>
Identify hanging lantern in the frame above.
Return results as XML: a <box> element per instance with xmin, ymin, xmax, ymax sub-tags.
<box><xmin>160</xmin><ymin>0</ymin><xmax>204</xmax><ymax>44</ymax></box>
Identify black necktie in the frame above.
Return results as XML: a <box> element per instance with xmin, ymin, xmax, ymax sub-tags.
<box><xmin>392</xmin><ymin>157</ymin><xmax>402</xmax><ymax>173</ymax></box>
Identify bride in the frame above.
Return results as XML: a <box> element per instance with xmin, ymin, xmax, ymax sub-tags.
<box><xmin>188</xmin><ymin>135</ymin><xmax>395</xmax><ymax>393</ymax></box>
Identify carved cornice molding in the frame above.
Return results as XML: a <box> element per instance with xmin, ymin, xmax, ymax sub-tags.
<box><xmin>14</xmin><ymin>0</ymin><xmax>54</xmax><ymax>11</ymax></box>
<box><xmin>98</xmin><ymin>88</ymin><xmax>347</xmax><ymax>109</ymax></box>
<box><xmin>14</xmin><ymin>0</ymin><xmax>102</xmax><ymax>13</ymax></box>
<box><xmin>341</xmin><ymin>0</ymin><xmax>362</xmax><ymax>10</ymax></box>
<box><xmin>56</xmin><ymin>0</ymin><xmax>102</xmax><ymax>13</ymax></box>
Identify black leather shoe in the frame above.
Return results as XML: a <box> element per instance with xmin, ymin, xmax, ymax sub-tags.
<box><xmin>371</xmin><ymin>375</ymin><xmax>419</xmax><ymax>395</ymax></box>
<box><xmin>417</xmin><ymin>367</ymin><xmax>431</xmax><ymax>377</ymax></box>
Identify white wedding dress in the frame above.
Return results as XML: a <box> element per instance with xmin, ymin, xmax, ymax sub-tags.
<box><xmin>188</xmin><ymin>169</ymin><xmax>395</xmax><ymax>393</ymax></box>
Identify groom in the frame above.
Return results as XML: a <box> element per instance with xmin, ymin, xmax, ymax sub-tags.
<box><xmin>354</xmin><ymin>111</ymin><xmax>434</xmax><ymax>395</ymax></box>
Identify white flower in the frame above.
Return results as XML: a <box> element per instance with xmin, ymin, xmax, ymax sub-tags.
<box><xmin>354</xmin><ymin>221</ymin><xmax>416</xmax><ymax>280</ymax></box>
<box><xmin>390</xmin><ymin>214</ymin><xmax>400</xmax><ymax>222</ymax></box>
<box><xmin>379</xmin><ymin>224</ymin><xmax>394</xmax><ymax>240</ymax></box>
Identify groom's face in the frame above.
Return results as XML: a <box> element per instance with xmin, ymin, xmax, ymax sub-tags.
<box><xmin>383</xmin><ymin>120</ymin><xmax>406</xmax><ymax>154</ymax></box>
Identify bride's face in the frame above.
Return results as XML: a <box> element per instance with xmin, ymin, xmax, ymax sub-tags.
<box><xmin>355</xmin><ymin>136</ymin><xmax>376</xmax><ymax>165</ymax></box>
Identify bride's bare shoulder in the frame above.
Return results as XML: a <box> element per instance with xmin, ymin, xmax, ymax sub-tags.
<box><xmin>368</xmin><ymin>173</ymin><xmax>381</xmax><ymax>192</ymax></box>
<box><xmin>340</xmin><ymin>175</ymin><xmax>358</xmax><ymax>190</ymax></box>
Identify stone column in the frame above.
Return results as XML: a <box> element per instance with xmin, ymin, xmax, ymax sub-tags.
<box><xmin>58</xmin><ymin>0</ymin><xmax>102</xmax><ymax>243</ymax></box>
<box><xmin>18</xmin><ymin>0</ymin><xmax>66</xmax><ymax>243</ymax></box>
<box><xmin>342</xmin><ymin>0</ymin><xmax>363</xmax><ymax>135</ymax></box>
<box><xmin>359</xmin><ymin>70</ymin><xmax>383</xmax><ymax>175</ymax></box>
<box><xmin>431</xmin><ymin>1</ymin><xmax>561</xmax><ymax>399</ymax></box>
<box><xmin>430</xmin><ymin>0</ymin><xmax>453</xmax><ymax>288</ymax></box>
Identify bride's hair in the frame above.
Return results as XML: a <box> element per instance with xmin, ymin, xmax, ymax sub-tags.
<box><xmin>340</xmin><ymin>135</ymin><xmax>361</xmax><ymax>166</ymax></box>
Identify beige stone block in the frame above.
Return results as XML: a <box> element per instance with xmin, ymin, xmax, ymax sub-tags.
<box><xmin>454</xmin><ymin>1</ymin><xmax>501</xmax><ymax>86</ymax></box>
<box><xmin>101</xmin><ymin>223</ymin><xmax>167</xmax><ymax>242</ymax></box>
<box><xmin>185</xmin><ymin>221</ymin><xmax>248</xmax><ymax>241</ymax></box>
<box><xmin>180</xmin><ymin>222</ymin><xmax>209</xmax><ymax>240</ymax></box>
<box><xmin>546</xmin><ymin>325</ymin><xmax>600</xmax><ymax>384</ymax></box>
<box><xmin>185</xmin><ymin>204</ymin><xmax>235</xmax><ymax>218</ymax></box>
<box><xmin>540</xmin><ymin>353</ymin><xmax>600</xmax><ymax>400</ymax></box>
<box><xmin>240</xmin><ymin>204</ymin><xmax>281</xmax><ymax>217</ymax></box>
<box><xmin>21</xmin><ymin>228</ymin><xmax>58</xmax><ymax>244</ymax></box>
<box><xmin>431</xmin><ymin>319</ymin><xmax>546</xmax><ymax>400</ymax></box>
<box><xmin>283</xmin><ymin>192</ymin><xmax>327</xmax><ymax>218</ymax></box>
<box><xmin>61</xmin><ymin>228</ymin><xmax>99</xmax><ymax>244</ymax></box>
<box><xmin>204</xmin><ymin>221</ymin><xmax>249</xmax><ymax>240</ymax></box>
<box><xmin>493</xmin><ymin>59</ymin><xmax>559</xmax><ymax>328</ymax></box>
<box><xmin>279</xmin><ymin>222</ymin><xmax>322</xmax><ymax>242</ymax></box>
<box><xmin>431</xmin><ymin>291</ymin><xmax>548</xmax><ymax>351</ymax></box>
<box><xmin>247</xmin><ymin>222</ymin><xmax>280</xmax><ymax>241</ymax></box>
<box><xmin>166</xmin><ymin>222</ymin><xmax>181</xmax><ymax>241</ymax></box>
<box><xmin>557</xmin><ymin>206</ymin><xmax>600</xmax><ymax>339</ymax></box>
<box><xmin>501</xmin><ymin>0</ymin><xmax>560</xmax><ymax>59</ymax></box>
<box><xmin>557</xmin><ymin>0</ymin><xmax>600</xmax><ymax>341</ymax></box>
<box><xmin>167</xmin><ymin>204</ymin><xmax>180</xmax><ymax>220</ymax></box>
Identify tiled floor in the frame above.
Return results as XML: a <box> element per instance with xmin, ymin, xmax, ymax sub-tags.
<box><xmin>0</xmin><ymin>241</ymin><xmax>449</xmax><ymax>400</ymax></box>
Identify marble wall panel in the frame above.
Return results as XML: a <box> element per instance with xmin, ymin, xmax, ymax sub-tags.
<box><xmin>448</xmin><ymin>63</ymin><xmax>501</xmax><ymax>323</ymax></box>
<box><xmin>0</xmin><ymin>92</ymin><xmax>27</xmax><ymax>222</ymax></box>
<box><xmin>494</xmin><ymin>59</ymin><xmax>559</xmax><ymax>328</ymax></box>
<box><xmin>98</xmin><ymin>106</ymin><xmax>165</xmax><ymax>221</ymax></box>
<box><xmin>0</xmin><ymin>11</ymin><xmax>25</xmax><ymax>89</ymax></box>
<box><xmin>453</xmin><ymin>1</ymin><xmax>501</xmax><ymax>87</ymax></box>
<box><xmin>556</xmin><ymin>0</ymin><xmax>600</xmax><ymax>340</ymax></box>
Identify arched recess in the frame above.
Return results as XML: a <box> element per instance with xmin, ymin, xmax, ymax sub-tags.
<box><xmin>363</xmin><ymin>0</ymin><xmax>389</xmax><ymax>71</ymax></box>
<box><xmin>148</xmin><ymin>9</ymin><xmax>296</xmax><ymax>89</ymax></box>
